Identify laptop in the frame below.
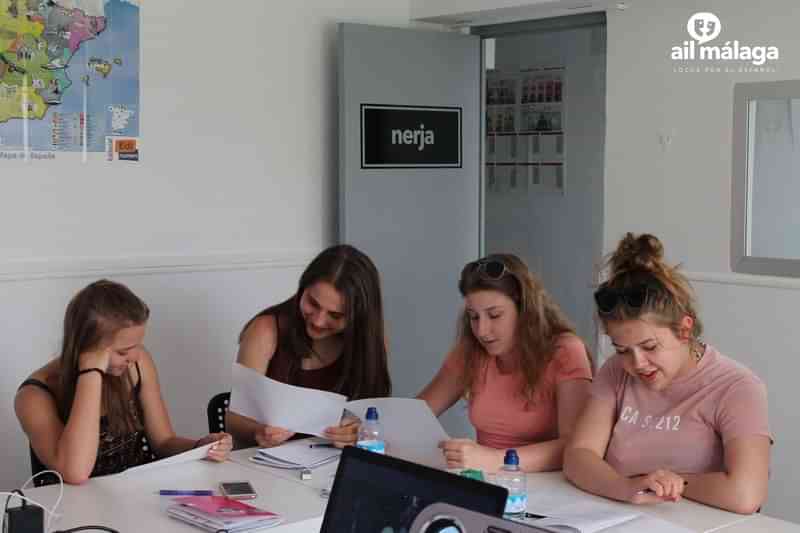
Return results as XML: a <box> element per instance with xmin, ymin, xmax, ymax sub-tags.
<box><xmin>320</xmin><ymin>446</ymin><xmax>507</xmax><ymax>533</ymax></box>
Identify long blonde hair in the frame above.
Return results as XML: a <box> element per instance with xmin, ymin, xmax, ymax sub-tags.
<box><xmin>457</xmin><ymin>254</ymin><xmax>591</xmax><ymax>402</ymax></box>
<box><xmin>59</xmin><ymin>280</ymin><xmax>150</xmax><ymax>435</ymax></box>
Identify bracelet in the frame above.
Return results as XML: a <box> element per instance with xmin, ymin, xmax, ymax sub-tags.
<box><xmin>77</xmin><ymin>368</ymin><xmax>105</xmax><ymax>379</ymax></box>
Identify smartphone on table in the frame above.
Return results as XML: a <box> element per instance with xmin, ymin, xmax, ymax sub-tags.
<box><xmin>219</xmin><ymin>481</ymin><xmax>257</xmax><ymax>500</ymax></box>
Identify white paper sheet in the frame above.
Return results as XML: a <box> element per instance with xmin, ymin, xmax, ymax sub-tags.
<box><xmin>345</xmin><ymin>398</ymin><xmax>450</xmax><ymax>469</ymax></box>
<box><xmin>532</xmin><ymin>501</ymin><xmax>640</xmax><ymax>533</ymax></box>
<box><xmin>228</xmin><ymin>363</ymin><xmax>347</xmax><ymax>437</ymax></box>
<box><xmin>122</xmin><ymin>442</ymin><xmax>214</xmax><ymax>476</ymax></box>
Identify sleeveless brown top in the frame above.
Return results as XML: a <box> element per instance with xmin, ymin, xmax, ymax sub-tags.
<box><xmin>20</xmin><ymin>363</ymin><xmax>156</xmax><ymax>485</ymax></box>
<box><xmin>265</xmin><ymin>313</ymin><xmax>345</xmax><ymax>394</ymax></box>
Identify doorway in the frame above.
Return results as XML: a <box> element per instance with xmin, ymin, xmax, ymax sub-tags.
<box><xmin>475</xmin><ymin>14</ymin><xmax>607</xmax><ymax>354</ymax></box>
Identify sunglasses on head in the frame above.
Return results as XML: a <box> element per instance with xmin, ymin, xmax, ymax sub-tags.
<box><xmin>594</xmin><ymin>280</ymin><xmax>661</xmax><ymax>315</ymax></box>
<box><xmin>468</xmin><ymin>259</ymin><xmax>510</xmax><ymax>281</ymax></box>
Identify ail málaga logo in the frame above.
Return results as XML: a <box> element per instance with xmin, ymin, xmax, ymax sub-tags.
<box><xmin>671</xmin><ymin>12</ymin><xmax>779</xmax><ymax>67</ymax></box>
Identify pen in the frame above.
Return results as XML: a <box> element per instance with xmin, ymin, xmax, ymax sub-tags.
<box><xmin>309</xmin><ymin>443</ymin><xmax>336</xmax><ymax>448</ymax></box>
<box><xmin>158</xmin><ymin>490</ymin><xmax>214</xmax><ymax>496</ymax></box>
<box><xmin>525</xmin><ymin>512</ymin><xmax>546</xmax><ymax>519</ymax></box>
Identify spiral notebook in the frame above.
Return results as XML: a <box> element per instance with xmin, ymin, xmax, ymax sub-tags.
<box><xmin>250</xmin><ymin>438</ymin><xmax>341</xmax><ymax>470</ymax></box>
<box><xmin>166</xmin><ymin>495</ymin><xmax>283</xmax><ymax>532</ymax></box>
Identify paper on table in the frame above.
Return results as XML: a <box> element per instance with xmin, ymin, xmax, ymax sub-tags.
<box><xmin>122</xmin><ymin>442</ymin><xmax>214</xmax><ymax>476</ymax></box>
<box><xmin>529</xmin><ymin>501</ymin><xmax>640</xmax><ymax>533</ymax></box>
<box><xmin>345</xmin><ymin>398</ymin><xmax>450</xmax><ymax>469</ymax></box>
<box><xmin>258</xmin><ymin>439</ymin><xmax>341</xmax><ymax>466</ymax></box>
<box><xmin>229</xmin><ymin>363</ymin><xmax>347</xmax><ymax>437</ymax></box>
<box><xmin>251</xmin><ymin>438</ymin><xmax>341</xmax><ymax>470</ymax></box>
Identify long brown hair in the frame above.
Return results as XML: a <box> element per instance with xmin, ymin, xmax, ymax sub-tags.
<box><xmin>59</xmin><ymin>279</ymin><xmax>150</xmax><ymax>435</ymax></box>
<box><xmin>457</xmin><ymin>253</ymin><xmax>590</xmax><ymax>402</ymax></box>
<box><xmin>242</xmin><ymin>244</ymin><xmax>391</xmax><ymax>400</ymax></box>
<box><xmin>596</xmin><ymin>233</ymin><xmax>703</xmax><ymax>342</ymax></box>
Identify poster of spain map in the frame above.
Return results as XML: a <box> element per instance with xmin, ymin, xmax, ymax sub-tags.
<box><xmin>0</xmin><ymin>0</ymin><xmax>139</xmax><ymax>161</ymax></box>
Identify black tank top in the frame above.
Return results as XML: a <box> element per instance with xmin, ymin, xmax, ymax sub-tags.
<box><xmin>19</xmin><ymin>363</ymin><xmax>156</xmax><ymax>485</ymax></box>
<box><xmin>266</xmin><ymin>312</ymin><xmax>345</xmax><ymax>394</ymax></box>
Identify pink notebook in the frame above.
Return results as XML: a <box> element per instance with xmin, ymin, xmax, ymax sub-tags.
<box><xmin>172</xmin><ymin>495</ymin><xmax>278</xmax><ymax>518</ymax></box>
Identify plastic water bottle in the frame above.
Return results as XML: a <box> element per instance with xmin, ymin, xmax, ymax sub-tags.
<box><xmin>497</xmin><ymin>449</ymin><xmax>527</xmax><ymax>516</ymax></box>
<box><xmin>356</xmin><ymin>406</ymin><xmax>385</xmax><ymax>454</ymax></box>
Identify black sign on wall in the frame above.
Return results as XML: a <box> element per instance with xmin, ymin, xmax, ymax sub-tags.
<box><xmin>361</xmin><ymin>104</ymin><xmax>462</xmax><ymax>169</ymax></box>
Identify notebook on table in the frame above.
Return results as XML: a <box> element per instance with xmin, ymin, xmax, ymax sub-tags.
<box><xmin>165</xmin><ymin>495</ymin><xmax>283</xmax><ymax>532</ymax></box>
<box><xmin>250</xmin><ymin>438</ymin><xmax>341</xmax><ymax>470</ymax></box>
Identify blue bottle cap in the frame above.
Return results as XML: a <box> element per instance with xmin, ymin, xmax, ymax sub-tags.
<box><xmin>365</xmin><ymin>407</ymin><xmax>379</xmax><ymax>420</ymax></box>
<box><xmin>504</xmin><ymin>449</ymin><xmax>519</xmax><ymax>466</ymax></box>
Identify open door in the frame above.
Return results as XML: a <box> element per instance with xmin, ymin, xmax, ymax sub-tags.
<box><xmin>338</xmin><ymin>23</ymin><xmax>480</xmax><ymax>436</ymax></box>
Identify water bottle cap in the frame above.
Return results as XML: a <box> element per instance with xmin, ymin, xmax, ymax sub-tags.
<box><xmin>365</xmin><ymin>407</ymin><xmax>379</xmax><ymax>420</ymax></box>
<box><xmin>503</xmin><ymin>449</ymin><xmax>519</xmax><ymax>466</ymax></box>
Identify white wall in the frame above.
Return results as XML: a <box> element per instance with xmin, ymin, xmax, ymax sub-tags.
<box><xmin>0</xmin><ymin>0</ymin><xmax>412</xmax><ymax>490</ymax></box>
<box><xmin>604</xmin><ymin>0</ymin><xmax>800</xmax><ymax>522</ymax></box>
<box><xmin>411</xmin><ymin>0</ymin><xmax>615</xmax><ymax>25</ymax></box>
<box><xmin>0</xmin><ymin>0</ymin><xmax>411</xmax><ymax>265</ymax></box>
<box><xmin>412</xmin><ymin>0</ymin><xmax>556</xmax><ymax>20</ymax></box>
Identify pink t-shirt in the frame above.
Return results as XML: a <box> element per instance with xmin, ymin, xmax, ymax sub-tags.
<box><xmin>444</xmin><ymin>334</ymin><xmax>592</xmax><ymax>449</ymax></box>
<box><xmin>591</xmin><ymin>344</ymin><xmax>771</xmax><ymax>477</ymax></box>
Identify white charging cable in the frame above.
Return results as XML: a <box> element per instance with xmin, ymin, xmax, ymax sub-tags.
<box><xmin>2</xmin><ymin>469</ymin><xmax>65</xmax><ymax>533</ymax></box>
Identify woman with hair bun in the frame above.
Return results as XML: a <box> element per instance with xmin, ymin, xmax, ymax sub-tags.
<box><xmin>419</xmin><ymin>254</ymin><xmax>593</xmax><ymax>473</ymax></box>
<box><xmin>564</xmin><ymin>233</ymin><xmax>771</xmax><ymax>514</ymax></box>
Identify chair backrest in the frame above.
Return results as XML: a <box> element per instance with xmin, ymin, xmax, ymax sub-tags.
<box><xmin>29</xmin><ymin>447</ymin><xmax>59</xmax><ymax>487</ymax></box>
<box><xmin>207</xmin><ymin>392</ymin><xmax>231</xmax><ymax>434</ymax></box>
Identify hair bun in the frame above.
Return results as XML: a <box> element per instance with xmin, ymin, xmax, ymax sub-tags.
<box><xmin>610</xmin><ymin>233</ymin><xmax>665</xmax><ymax>275</ymax></box>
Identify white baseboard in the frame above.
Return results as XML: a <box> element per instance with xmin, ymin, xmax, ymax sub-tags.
<box><xmin>0</xmin><ymin>249</ymin><xmax>318</xmax><ymax>282</ymax></box>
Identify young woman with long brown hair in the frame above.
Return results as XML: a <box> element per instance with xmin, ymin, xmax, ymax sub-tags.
<box><xmin>226</xmin><ymin>244</ymin><xmax>392</xmax><ymax>449</ymax></box>
<box><xmin>15</xmin><ymin>280</ymin><xmax>231</xmax><ymax>485</ymax></box>
<box><xmin>418</xmin><ymin>253</ymin><xmax>592</xmax><ymax>472</ymax></box>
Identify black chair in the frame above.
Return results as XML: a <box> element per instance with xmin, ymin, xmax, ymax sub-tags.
<box><xmin>30</xmin><ymin>447</ymin><xmax>59</xmax><ymax>487</ymax></box>
<box><xmin>207</xmin><ymin>392</ymin><xmax>231</xmax><ymax>434</ymax></box>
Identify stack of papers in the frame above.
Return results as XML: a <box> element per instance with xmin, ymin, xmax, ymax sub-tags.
<box><xmin>228</xmin><ymin>363</ymin><xmax>452</xmax><ymax>469</ymax></box>
<box><xmin>166</xmin><ymin>495</ymin><xmax>283</xmax><ymax>532</ymax></box>
<box><xmin>525</xmin><ymin>501</ymin><xmax>640</xmax><ymax>533</ymax></box>
<box><xmin>250</xmin><ymin>439</ymin><xmax>341</xmax><ymax>470</ymax></box>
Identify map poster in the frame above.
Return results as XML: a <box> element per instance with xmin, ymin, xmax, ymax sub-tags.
<box><xmin>0</xmin><ymin>0</ymin><xmax>140</xmax><ymax>162</ymax></box>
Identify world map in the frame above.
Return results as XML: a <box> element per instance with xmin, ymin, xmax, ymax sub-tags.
<box><xmin>0</xmin><ymin>0</ymin><xmax>139</xmax><ymax>154</ymax></box>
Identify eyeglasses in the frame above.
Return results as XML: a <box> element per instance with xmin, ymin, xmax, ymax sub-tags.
<box><xmin>594</xmin><ymin>281</ymin><xmax>660</xmax><ymax>315</ymax></box>
<box><xmin>468</xmin><ymin>259</ymin><xmax>510</xmax><ymax>281</ymax></box>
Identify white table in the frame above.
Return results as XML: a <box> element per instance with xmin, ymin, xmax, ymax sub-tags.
<box><xmin>714</xmin><ymin>514</ymin><xmax>800</xmax><ymax>533</ymax></box>
<box><xmin>519</xmin><ymin>470</ymin><xmax>756</xmax><ymax>533</ymax></box>
<box><xmin>9</xmin><ymin>449</ymin><xmax>799</xmax><ymax>533</ymax></box>
<box><xmin>230</xmin><ymin>447</ymin><xmax>773</xmax><ymax>533</ymax></box>
<box><xmin>8</xmin><ymin>458</ymin><xmax>323</xmax><ymax>533</ymax></box>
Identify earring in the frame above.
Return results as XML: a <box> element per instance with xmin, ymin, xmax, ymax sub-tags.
<box><xmin>691</xmin><ymin>341</ymin><xmax>706</xmax><ymax>363</ymax></box>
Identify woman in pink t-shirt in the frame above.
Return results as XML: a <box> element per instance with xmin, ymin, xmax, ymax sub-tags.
<box><xmin>418</xmin><ymin>254</ymin><xmax>593</xmax><ymax>473</ymax></box>
<box><xmin>564</xmin><ymin>233</ymin><xmax>771</xmax><ymax>514</ymax></box>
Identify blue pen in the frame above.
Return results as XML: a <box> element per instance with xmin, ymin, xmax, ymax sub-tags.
<box><xmin>158</xmin><ymin>490</ymin><xmax>214</xmax><ymax>496</ymax></box>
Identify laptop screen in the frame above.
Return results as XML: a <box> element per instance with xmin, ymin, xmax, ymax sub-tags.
<box><xmin>320</xmin><ymin>446</ymin><xmax>507</xmax><ymax>533</ymax></box>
